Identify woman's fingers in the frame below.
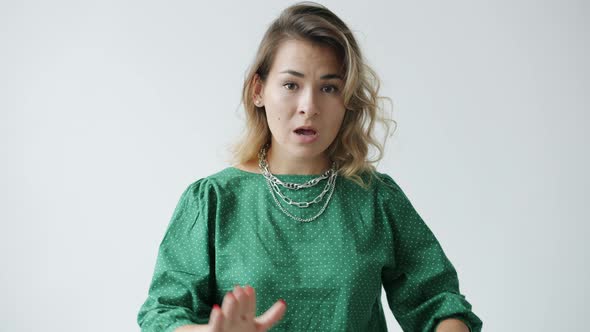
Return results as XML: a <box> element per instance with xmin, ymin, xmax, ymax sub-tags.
<box><xmin>243</xmin><ymin>285</ymin><xmax>256</xmax><ymax>319</ymax></box>
<box><xmin>254</xmin><ymin>299</ymin><xmax>287</xmax><ymax>331</ymax></box>
<box><xmin>232</xmin><ymin>285</ymin><xmax>250</xmax><ymax>320</ymax></box>
<box><xmin>221</xmin><ymin>290</ymin><xmax>239</xmax><ymax>323</ymax></box>
<box><xmin>208</xmin><ymin>304</ymin><xmax>224</xmax><ymax>332</ymax></box>
<box><xmin>215</xmin><ymin>286</ymin><xmax>286</xmax><ymax>332</ymax></box>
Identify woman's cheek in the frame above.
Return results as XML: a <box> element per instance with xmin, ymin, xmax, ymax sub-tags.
<box><xmin>267</xmin><ymin>115</ymin><xmax>285</xmax><ymax>140</ymax></box>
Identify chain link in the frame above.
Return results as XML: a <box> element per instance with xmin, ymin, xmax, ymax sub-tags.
<box><xmin>258</xmin><ymin>144</ymin><xmax>338</xmax><ymax>222</ymax></box>
<box><xmin>258</xmin><ymin>145</ymin><xmax>334</xmax><ymax>190</ymax></box>
<box><xmin>268</xmin><ymin>170</ymin><xmax>336</xmax><ymax>208</ymax></box>
<box><xmin>264</xmin><ymin>172</ymin><xmax>337</xmax><ymax>223</ymax></box>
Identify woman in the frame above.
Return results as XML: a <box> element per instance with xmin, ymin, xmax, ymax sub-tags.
<box><xmin>137</xmin><ymin>2</ymin><xmax>483</xmax><ymax>331</ymax></box>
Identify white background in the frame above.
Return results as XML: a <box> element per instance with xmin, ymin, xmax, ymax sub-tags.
<box><xmin>1</xmin><ymin>0</ymin><xmax>588</xmax><ymax>331</ymax></box>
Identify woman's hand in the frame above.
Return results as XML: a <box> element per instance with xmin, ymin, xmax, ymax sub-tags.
<box><xmin>208</xmin><ymin>285</ymin><xmax>287</xmax><ymax>332</ymax></box>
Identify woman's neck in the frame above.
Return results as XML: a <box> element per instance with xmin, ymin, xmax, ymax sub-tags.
<box><xmin>265</xmin><ymin>146</ymin><xmax>331</xmax><ymax>175</ymax></box>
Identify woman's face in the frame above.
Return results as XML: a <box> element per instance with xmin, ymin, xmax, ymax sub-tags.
<box><xmin>254</xmin><ymin>38</ymin><xmax>346</xmax><ymax>162</ymax></box>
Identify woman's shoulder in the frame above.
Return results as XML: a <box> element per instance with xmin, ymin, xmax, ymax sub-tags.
<box><xmin>343</xmin><ymin>169</ymin><xmax>400</xmax><ymax>190</ymax></box>
<box><xmin>182</xmin><ymin>163</ymin><xmax>259</xmax><ymax>194</ymax></box>
<box><xmin>359</xmin><ymin>170</ymin><xmax>407</xmax><ymax>200</ymax></box>
<box><xmin>372</xmin><ymin>170</ymin><xmax>400</xmax><ymax>189</ymax></box>
<box><xmin>330</xmin><ymin>169</ymin><xmax>406</xmax><ymax>206</ymax></box>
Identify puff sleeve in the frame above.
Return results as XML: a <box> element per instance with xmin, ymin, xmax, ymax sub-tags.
<box><xmin>137</xmin><ymin>179</ymin><xmax>216</xmax><ymax>332</ymax></box>
<box><xmin>378</xmin><ymin>173</ymin><xmax>483</xmax><ymax>332</ymax></box>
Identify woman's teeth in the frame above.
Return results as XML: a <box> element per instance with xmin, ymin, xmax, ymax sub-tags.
<box><xmin>295</xmin><ymin>129</ymin><xmax>316</xmax><ymax>135</ymax></box>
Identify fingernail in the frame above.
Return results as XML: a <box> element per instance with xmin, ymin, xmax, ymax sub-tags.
<box><xmin>213</xmin><ymin>304</ymin><xmax>220</xmax><ymax>310</ymax></box>
<box><xmin>279</xmin><ymin>298</ymin><xmax>287</xmax><ymax>306</ymax></box>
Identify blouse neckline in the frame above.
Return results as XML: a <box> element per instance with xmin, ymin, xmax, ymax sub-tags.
<box><xmin>227</xmin><ymin>166</ymin><xmax>328</xmax><ymax>180</ymax></box>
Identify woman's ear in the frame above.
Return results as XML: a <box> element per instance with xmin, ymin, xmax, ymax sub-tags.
<box><xmin>252</xmin><ymin>74</ymin><xmax>265</xmax><ymax>106</ymax></box>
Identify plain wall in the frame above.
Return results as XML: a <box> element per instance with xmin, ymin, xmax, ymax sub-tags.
<box><xmin>1</xmin><ymin>0</ymin><xmax>588</xmax><ymax>331</ymax></box>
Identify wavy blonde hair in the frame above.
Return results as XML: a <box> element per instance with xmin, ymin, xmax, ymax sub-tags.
<box><xmin>229</xmin><ymin>1</ymin><xmax>396</xmax><ymax>189</ymax></box>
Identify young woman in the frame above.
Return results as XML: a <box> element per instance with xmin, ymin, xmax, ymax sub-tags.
<box><xmin>137</xmin><ymin>2</ymin><xmax>483</xmax><ymax>331</ymax></box>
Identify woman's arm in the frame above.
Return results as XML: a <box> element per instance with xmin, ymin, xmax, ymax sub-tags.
<box><xmin>137</xmin><ymin>180</ymin><xmax>215</xmax><ymax>331</ymax></box>
<box><xmin>436</xmin><ymin>318</ymin><xmax>471</xmax><ymax>332</ymax></box>
<box><xmin>174</xmin><ymin>324</ymin><xmax>207</xmax><ymax>332</ymax></box>
<box><xmin>378</xmin><ymin>173</ymin><xmax>482</xmax><ymax>332</ymax></box>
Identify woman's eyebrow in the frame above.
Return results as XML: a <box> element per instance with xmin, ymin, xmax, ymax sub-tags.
<box><xmin>280</xmin><ymin>69</ymin><xmax>343</xmax><ymax>80</ymax></box>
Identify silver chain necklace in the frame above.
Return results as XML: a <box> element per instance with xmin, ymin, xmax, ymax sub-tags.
<box><xmin>258</xmin><ymin>144</ymin><xmax>338</xmax><ymax>223</ymax></box>
<box><xmin>258</xmin><ymin>146</ymin><xmax>335</xmax><ymax>190</ymax></box>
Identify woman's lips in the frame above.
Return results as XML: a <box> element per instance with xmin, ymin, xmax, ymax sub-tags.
<box><xmin>293</xmin><ymin>129</ymin><xmax>319</xmax><ymax>143</ymax></box>
<box><xmin>294</xmin><ymin>128</ymin><xmax>316</xmax><ymax>135</ymax></box>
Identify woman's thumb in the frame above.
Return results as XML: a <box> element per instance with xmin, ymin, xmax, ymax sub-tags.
<box><xmin>255</xmin><ymin>299</ymin><xmax>287</xmax><ymax>331</ymax></box>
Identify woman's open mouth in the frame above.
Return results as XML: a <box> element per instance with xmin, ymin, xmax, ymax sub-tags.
<box><xmin>294</xmin><ymin>128</ymin><xmax>317</xmax><ymax>136</ymax></box>
<box><xmin>293</xmin><ymin>127</ymin><xmax>319</xmax><ymax>143</ymax></box>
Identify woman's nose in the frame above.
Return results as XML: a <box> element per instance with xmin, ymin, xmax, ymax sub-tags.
<box><xmin>298</xmin><ymin>92</ymin><xmax>319</xmax><ymax>117</ymax></box>
<box><xmin>298</xmin><ymin>108</ymin><xmax>318</xmax><ymax>117</ymax></box>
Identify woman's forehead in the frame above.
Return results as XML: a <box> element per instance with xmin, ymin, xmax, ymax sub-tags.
<box><xmin>269</xmin><ymin>39</ymin><xmax>342</xmax><ymax>77</ymax></box>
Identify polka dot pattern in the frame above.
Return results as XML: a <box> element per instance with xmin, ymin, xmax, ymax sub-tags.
<box><xmin>137</xmin><ymin>167</ymin><xmax>483</xmax><ymax>332</ymax></box>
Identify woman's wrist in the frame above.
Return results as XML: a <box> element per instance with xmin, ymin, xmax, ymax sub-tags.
<box><xmin>435</xmin><ymin>318</ymin><xmax>470</xmax><ymax>332</ymax></box>
<box><xmin>174</xmin><ymin>324</ymin><xmax>208</xmax><ymax>332</ymax></box>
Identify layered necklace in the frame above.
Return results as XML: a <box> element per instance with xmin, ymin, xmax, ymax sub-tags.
<box><xmin>258</xmin><ymin>144</ymin><xmax>338</xmax><ymax>223</ymax></box>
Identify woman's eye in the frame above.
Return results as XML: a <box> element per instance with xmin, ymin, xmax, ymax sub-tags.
<box><xmin>283</xmin><ymin>82</ymin><xmax>297</xmax><ymax>90</ymax></box>
<box><xmin>322</xmin><ymin>85</ymin><xmax>339</xmax><ymax>93</ymax></box>
<box><xmin>283</xmin><ymin>83</ymin><xmax>339</xmax><ymax>93</ymax></box>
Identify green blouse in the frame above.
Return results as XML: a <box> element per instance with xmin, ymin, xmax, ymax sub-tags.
<box><xmin>137</xmin><ymin>167</ymin><xmax>483</xmax><ymax>332</ymax></box>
